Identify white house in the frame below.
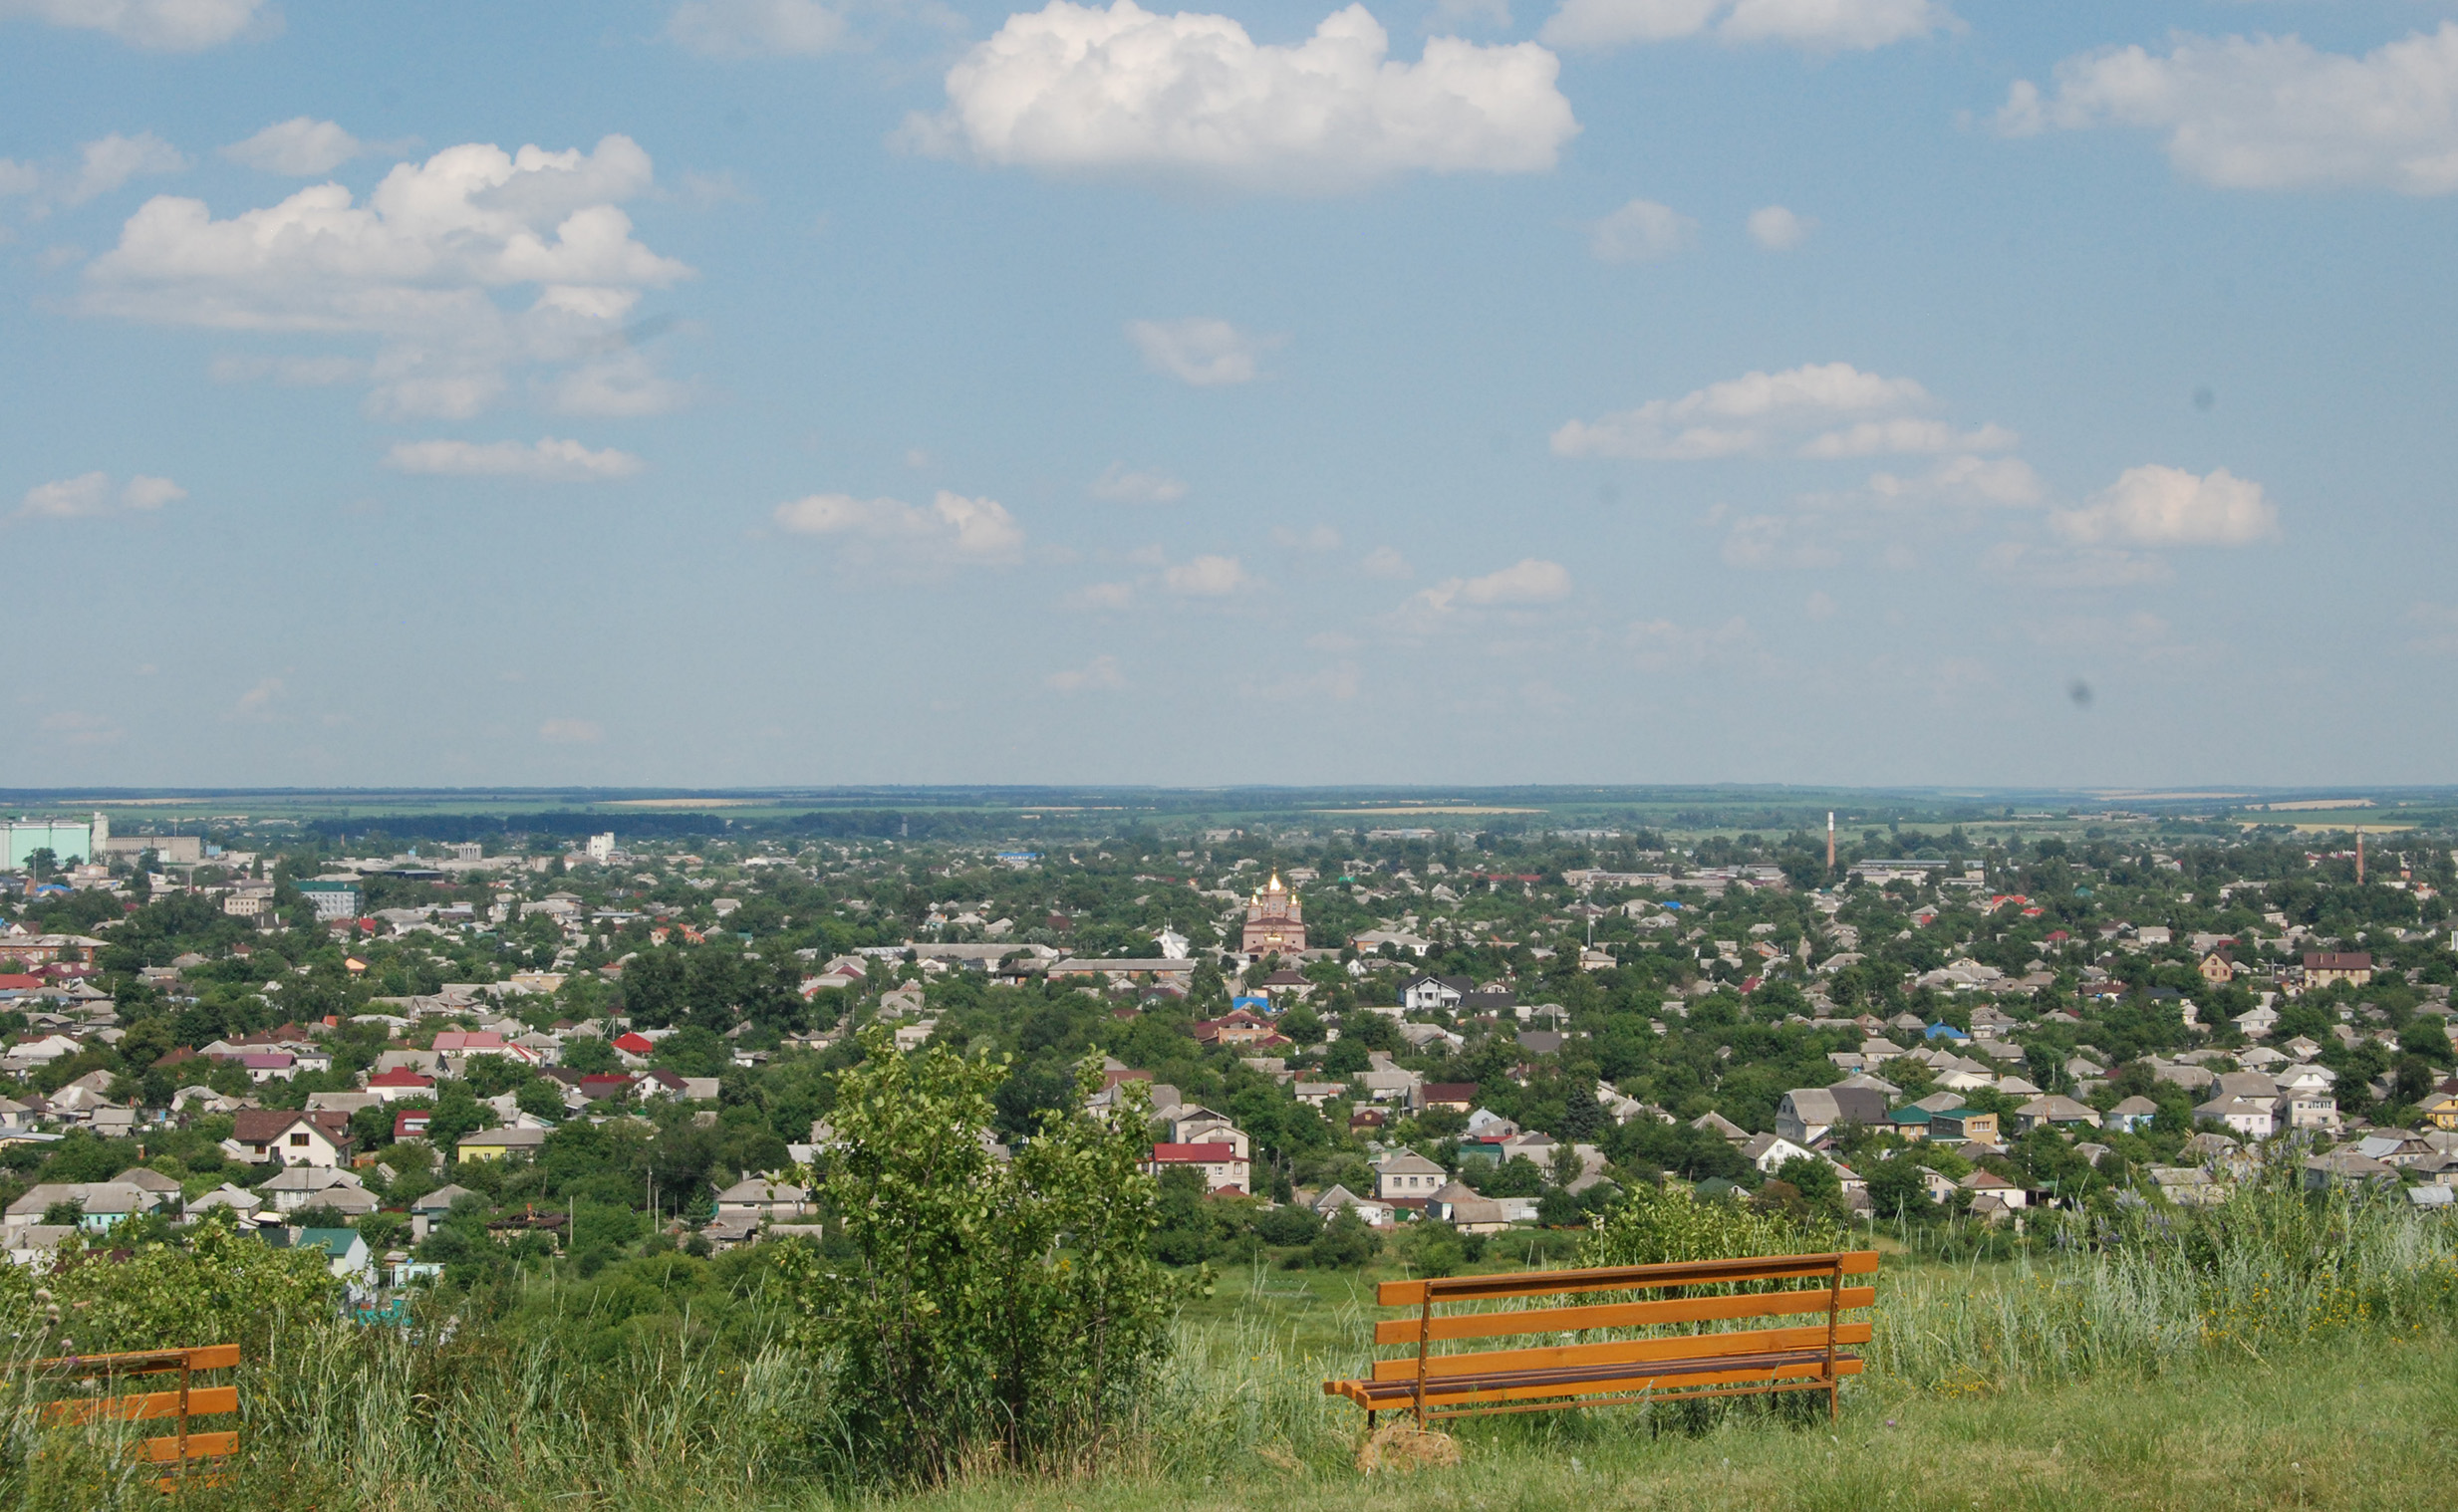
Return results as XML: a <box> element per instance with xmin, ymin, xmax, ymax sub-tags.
<box><xmin>1373</xmin><ymin>1149</ymin><xmax>1447</xmax><ymax>1202</ymax></box>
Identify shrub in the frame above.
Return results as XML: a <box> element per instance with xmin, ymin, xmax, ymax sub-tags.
<box><xmin>1306</xmin><ymin>1209</ymin><xmax>1379</xmax><ymax>1271</ymax></box>
<box><xmin>775</xmin><ymin>1030</ymin><xmax>1179</xmax><ymax>1481</ymax></box>
<box><xmin>1252</xmin><ymin>1204</ymin><xmax>1323</xmax><ymax>1247</ymax></box>
<box><xmin>1579</xmin><ymin>1180</ymin><xmax>1839</xmax><ymax>1269</ymax></box>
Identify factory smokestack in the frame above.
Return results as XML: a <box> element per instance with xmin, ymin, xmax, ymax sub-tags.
<box><xmin>1826</xmin><ymin>812</ymin><xmax>1835</xmax><ymax>873</ymax></box>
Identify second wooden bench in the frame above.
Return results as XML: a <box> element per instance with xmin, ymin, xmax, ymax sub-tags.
<box><xmin>1323</xmin><ymin>1250</ymin><xmax>1878</xmax><ymax>1426</ymax></box>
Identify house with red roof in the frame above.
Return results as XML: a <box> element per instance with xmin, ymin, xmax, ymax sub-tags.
<box><xmin>1140</xmin><ymin>1141</ymin><xmax>1250</xmax><ymax>1193</ymax></box>
<box><xmin>366</xmin><ymin>1067</ymin><xmax>436</xmax><ymax>1103</ymax></box>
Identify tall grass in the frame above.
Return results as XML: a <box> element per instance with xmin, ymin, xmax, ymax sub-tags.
<box><xmin>1873</xmin><ymin>1176</ymin><xmax>2458</xmax><ymax>1391</ymax></box>
<box><xmin>10</xmin><ymin>1174</ymin><xmax>2458</xmax><ymax>1508</ymax></box>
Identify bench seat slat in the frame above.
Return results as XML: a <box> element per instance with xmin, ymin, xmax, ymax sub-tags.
<box><xmin>41</xmin><ymin>1385</ymin><xmax>239</xmax><ymax>1426</ymax></box>
<box><xmin>1372</xmin><ymin>1285</ymin><xmax>1875</xmax><ymax>1346</ymax></box>
<box><xmin>1378</xmin><ymin>1251</ymin><xmax>1878</xmax><ymax>1308</ymax></box>
<box><xmin>138</xmin><ymin>1429</ymin><xmax>240</xmax><ymax>1464</ymax></box>
<box><xmin>1329</xmin><ymin>1351</ymin><xmax>1865</xmax><ymax>1407</ymax></box>
<box><xmin>1368</xmin><ymin>1322</ymin><xmax>1871</xmax><ymax>1383</ymax></box>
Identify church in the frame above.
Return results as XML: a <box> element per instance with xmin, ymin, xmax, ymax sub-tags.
<box><xmin>1240</xmin><ymin>873</ymin><xmax>1306</xmax><ymax>956</ymax></box>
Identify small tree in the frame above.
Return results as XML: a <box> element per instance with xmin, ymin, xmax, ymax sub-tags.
<box><xmin>778</xmin><ymin>1029</ymin><xmax>1178</xmax><ymax>1481</ymax></box>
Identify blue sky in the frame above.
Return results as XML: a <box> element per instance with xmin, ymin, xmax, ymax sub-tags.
<box><xmin>4</xmin><ymin>0</ymin><xmax>2456</xmax><ymax>788</ymax></box>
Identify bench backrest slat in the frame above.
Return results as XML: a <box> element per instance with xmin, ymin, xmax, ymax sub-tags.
<box><xmin>1368</xmin><ymin>1321</ymin><xmax>1874</xmax><ymax>1383</ymax></box>
<box><xmin>1371</xmin><ymin>1282</ymin><xmax>1875</xmax><ymax>1347</ymax></box>
<box><xmin>1377</xmin><ymin>1250</ymin><xmax>1878</xmax><ymax>1308</ymax></box>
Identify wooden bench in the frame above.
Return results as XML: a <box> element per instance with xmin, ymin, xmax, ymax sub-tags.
<box><xmin>1324</xmin><ymin>1251</ymin><xmax>1877</xmax><ymax>1426</ymax></box>
<box><xmin>20</xmin><ymin>1344</ymin><xmax>242</xmax><ymax>1491</ymax></box>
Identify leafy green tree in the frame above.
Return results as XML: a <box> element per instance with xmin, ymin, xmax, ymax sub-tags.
<box><xmin>515</xmin><ymin>1079</ymin><xmax>568</xmax><ymax>1122</ymax></box>
<box><xmin>775</xmin><ymin>1030</ymin><xmax>1178</xmax><ymax>1476</ymax></box>
<box><xmin>562</xmin><ymin>1036</ymin><xmax>619</xmax><ymax>1074</ymax></box>
<box><xmin>1306</xmin><ymin>1208</ymin><xmax>1379</xmax><ymax>1270</ymax></box>
<box><xmin>1863</xmin><ymin>1153</ymin><xmax>1935</xmax><ymax>1218</ymax></box>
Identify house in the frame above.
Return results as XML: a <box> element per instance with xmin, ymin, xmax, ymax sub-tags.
<box><xmin>1775</xmin><ymin>1085</ymin><xmax>1888</xmax><ymax>1145</ymax></box>
<box><xmin>1927</xmin><ymin>1108</ymin><xmax>1999</xmax><ymax>1145</ymax></box>
<box><xmin>713</xmin><ymin>1178</ymin><xmax>813</xmax><ymax>1221</ymax></box>
<box><xmin>1416</xmin><ymin>1082</ymin><xmax>1478</xmax><ymax>1115</ymax></box>
<box><xmin>1189</xmin><ymin>1008</ymin><xmax>1280</xmax><ymax>1048</ymax></box>
<box><xmin>2277</xmin><ymin>1091</ymin><xmax>2340</xmax><ymax>1132</ymax></box>
<box><xmin>2303</xmin><ymin>1147</ymin><xmax>2395</xmax><ymax>1190</ymax></box>
<box><xmin>5</xmin><ymin>1180</ymin><xmax>164</xmax><ymax>1232</ymax></box>
<box><xmin>1737</xmin><ymin>1132</ymin><xmax>1820</xmax><ymax>1174</ymax></box>
<box><xmin>1424</xmin><ymin>1179</ymin><xmax>1512</xmax><ymax>1234</ymax></box>
<box><xmin>1888</xmin><ymin>1105</ymin><xmax>1933</xmax><ymax>1141</ymax></box>
<box><xmin>1399</xmin><ymin>974</ymin><xmax>1469</xmax><ymax>1012</ymax></box>
<box><xmin>2198</xmin><ymin>951</ymin><xmax>2237</xmax><ymax>985</ymax></box>
<box><xmin>183</xmin><ymin>1183</ymin><xmax>261</xmax><ymax>1220</ymax></box>
<box><xmin>2013</xmin><ymin>1096</ymin><xmax>2102</xmax><ymax>1134</ymax></box>
<box><xmin>258</xmin><ymin>1165</ymin><xmax>374</xmax><ymax>1213</ymax></box>
<box><xmin>366</xmin><ymin>1067</ymin><xmax>436</xmax><ymax>1103</ymax></box>
<box><xmin>611</xmin><ymin>1031</ymin><xmax>657</xmax><ymax>1062</ymax></box>
<box><xmin>2422</xmin><ymin>1084</ymin><xmax>2458</xmax><ymax>1132</ymax></box>
<box><xmin>1309</xmin><ymin>1184</ymin><xmax>1393</xmax><ymax>1227</ymax></box>
<box><xmin>272</xmin><ymin>1226</ymin><xmax>376</xmax><ymax>1288</ymax></box>
<box><xmin>2302</xmin><ymin>952</ymin><xmax>2373</xmax><ymax>989</ymax></box>
<box><xmin>394</xmin><ymin>1109</ymin><xmax>432</xmax><ymax>1140</ymax></box>
<box><xmin>1691</xmin><ymin>1110</ymin><xmax>1750</xmax><ymax>1141</ymax></box>
<box><xmin>1143</xmin><ymin>1141</ymin><xmax>1249</xmax><ymax>1193</ymax></box>
<box><xmin>1958</xmin><ymin>1169</ymin><xmax>2028</xmax><ymax>1210</ymax></box>
<box><xmin>1048</xmin><ymin>958</ymin><xmax>1198</xmax><ymax>987</ymax></box>
<box><xmin>410</xmin><ymin>1183</ymin><xmax>475</xmax><ymax>1217</ymax></box>
<box><xmin>2193</xmin><ymin>1096</ymin><xmax>2277</xmax><ymax>1140</ymax></box>
<box><xmin>2108</xmin><ymin>1096</ymin><xmax>2159</xmax><ymax>1134</ymax></box>
<box><xmin>226</xmin><ymin>1110</ymin><xmax>353</xmax><ymax>1168</ymax></box>
<box><xmin>1168</xmin><ymin>1110</ymin><xmax>1250</xmax><ymax>1158</ymax></box>
<box><xmin>2148</xmin><ymin>1165</ymin><xmax>2228</xmax><ymax>1207</ymax></box>
<box><xmin>1373</xmin><ymin>1148</ymin><xmax>1447</xmax><ymax>1203</ymax></box>
<box><xmin>455</xmin><ymin>1127</ymin><xmax>551</xmax><ymax>1162</ymax></box>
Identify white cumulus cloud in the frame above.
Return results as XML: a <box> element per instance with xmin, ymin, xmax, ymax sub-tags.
<box><xmin>2050</xmin><ymin>465</ymin><xmax>2278</xmax><ymax>547</ymax></box>
<box><xmin>385</xmin><ymin>437</ymin><xmax>644</xmax><ymax>481</ymax></box>
<box><xmin>0</xmin><ymin>0</ymin><xmax>272</xmax><ymax>51</ymax></box>
<box><xmin>1997</xmin><ymin>24</ymin><xmax>2458</xmax><ymax>194</ymax></box>
<box><xmin>667</xmin><ymin>0</ymin><xmax>849</xmax><ymax>56</ymax></box>
<box><xmin>1800</xmin><ymin>418</ymin><xmax>2017</xmax><ymax>459</ymax></box>
<box><xmin>911</xmin><ymin>1</ymin><xmax>1579</xmax><ymax>191</ymax></box>
<box><xmin>1413</xmin><ymin>557</ymin><xmax>1572</xmax><ymax>615</ymax></box>
<box><xmin>221</xmin><ymin>118</ymin><xmax>367</xmax><ymax>176</ymax></box>
<box><xmin>1163</xmin><ymin>554</ymin><xmax>1250</xmax><ymax>596</ymax></box>
<box><xmin>64</xmin><ymin>131</ymin><xmax>186</xmax><ymax>205</ymax></box>
<box><xmin>773</xmin><ymin>489</ymin><xmax>1026</xmax><ymax>561</ymax></box>
<box><xmin>1541</xmin><ymin>0</ymin><xmax>1953</xmax><ymax>53</ymax></box>
<box><xmin>1747</xmin><ymin>203</ymin><xmax>1812</xmax><ymax>249</ymax></box>
<box><xmin>1046</xmin><ymin>653</ymin><xmax>1126</xmax><ymax>691</ymax></box>
<box><xmin>85</xmin><ymin>134</ymin><xmax>691</xmax><ymax>418</ymax></box>
<box><xmin>1551</xmin><ymin>361</ymin><xmax>1934</xmax><ymax>459</ymax></box>
<box><xmin>1128</xmin><ymin>318</ymin><xmax>1281</xmax><ymax>385</ymax></box>
<box><xmin>18</xmin><ymin>470</ymin><xmax>185</xmax><ymax>518</ymax></box>
<box><xmin>1362</xmin><ymin>545</ymin><xmax>1413</xmax><ymax>579</ymax></box>
<box><xmin>1089</xmin><ymin>462</ymin><xmax>1188</xmax><ymax>502</ymax></box>
<box><xmin>538</xmin><ymin>717</ymin><xmax>603</xmax><ymax>743</ymax></box>
<box><xmin>1589</xmin><ymin>197</ymin><xmax>1695</xmax><ymax>263</ymax></box>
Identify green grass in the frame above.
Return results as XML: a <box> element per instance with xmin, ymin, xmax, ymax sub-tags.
<box><xmin>15</xmin><ymin>1187</ymin><xmax>2457</xmax><ymax>1510</ymax></box>
<box><xmin>889</xmin><ymin>1334</ymin><xmax>2458</xmax><ymax>1512</ymax></box>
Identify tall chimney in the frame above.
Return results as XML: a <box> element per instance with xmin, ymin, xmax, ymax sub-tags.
<box><xmin>1826</xmin><ymin>812</ymin><xmax>1835</xmax><ymax>872</ymax></box>
<box><xmin>2356</xmin><ymin>832</ymin><xmax>2364</xmax><ymax>884</ymax></box>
